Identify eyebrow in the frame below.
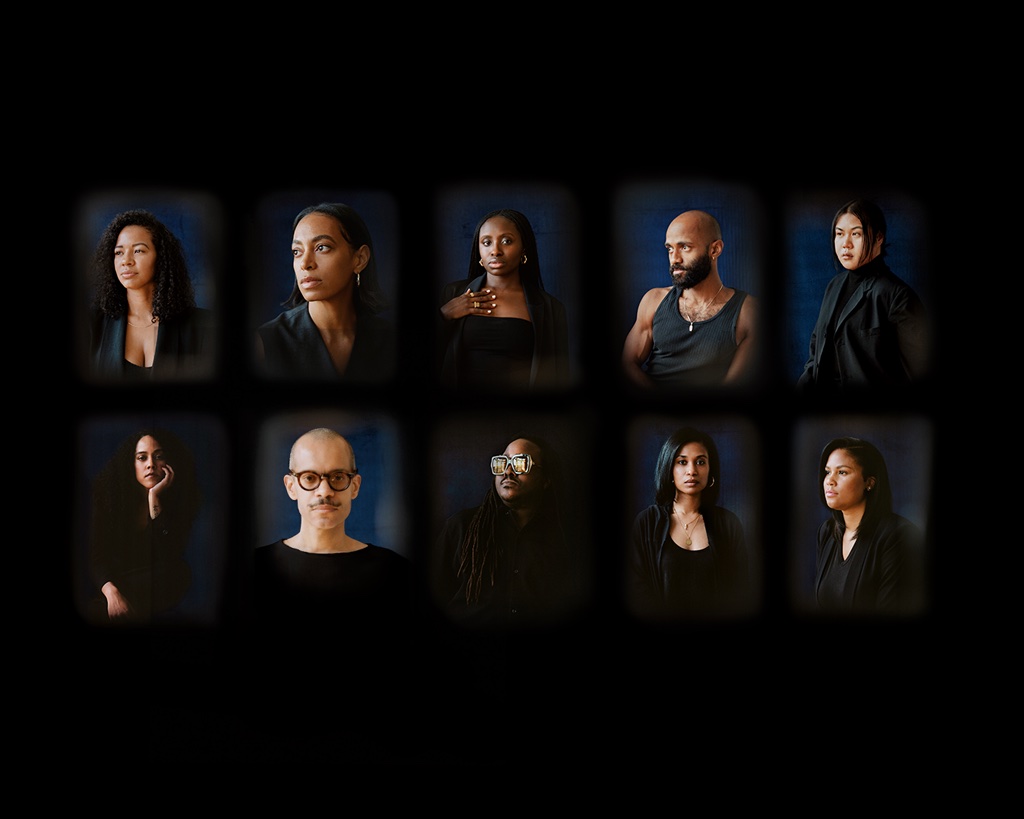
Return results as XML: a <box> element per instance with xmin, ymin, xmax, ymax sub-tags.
<box><xmin>293</xmin><ymin>234</ymin><xmax>337</xmax><ymax>245</ymax></box>
<box><xmin>116</xmin><ymin>241</ymin><xmax>150</xmax><ymax>249</ymax></box>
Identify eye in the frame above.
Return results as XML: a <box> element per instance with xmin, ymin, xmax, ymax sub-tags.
<box><xmin>316</xmin><ymin>243</ymin><xmax>329</xmax><ymax>252</ymax></box>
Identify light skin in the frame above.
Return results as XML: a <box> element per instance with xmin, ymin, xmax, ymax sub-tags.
<box><xmin>114</xmin><ymin>225</ymin><xmax>160</xmax><ymax>368</ymax></box>
<box><xmin>102</xmin><ymin>435</ymin><xmax>175</xmax><ymax>619</ymax></box>
<box><xmin>440</xmin><ymin>216</ymin><xmax>532</xmax><ymax>323</ymax></box>
<box><xmin>494</xmin><ymin>438</ymin><xmax>549</xmax><ymax>529</ymax></box>
<box><xmin>256</xmin><ymin>212</ymin><xmax>370</xmax><ymax>376</ymax></box>
<box><xmin>622</xmin><ymin>210</ymin><xmax>757</xmax><ymax>387</ymax></box>
<box><xmin>822</xmin><ymin>448</ymin><xmax>876</xmax><ymax>559</ymax></box>
<box><xmin>282</xmin><ymin>431</ymin><xmax>365</xmax><ymax>554</ymax></box>
<box><xmin>669</xmin><ymin>442</ymin><xmax>710</xmax><ymax>551</ymax></box>
<box><xmin>834</xmin><ymin>212</ymin><xmax>883</xmax><ymax>271</ymax></box>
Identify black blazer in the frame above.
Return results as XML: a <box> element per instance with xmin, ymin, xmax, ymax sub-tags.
<box><xmin>438</xmin><ymin>273</ymin><xmax>570</xmax><ymax>389</ymax></box>
<box><xmin>89</xmin><ymin>308</ymin><xmax>214</xmax><ymax>381</ymax></box>
<box><xmin>797</xmin><ymin>259</ymin><xmax>929</xmax><ymax>390</ymax></box>
<box><xmin>255</xmin><ymin>302</ymin><xmax>396</xmax><ymax>383</ymax></box>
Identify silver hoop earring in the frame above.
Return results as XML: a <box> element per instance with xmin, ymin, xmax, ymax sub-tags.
<box><xmin>356</xmin><ymin>271</ymin><xmax>361</xmax><ymax>287</ymax></box>
<box><xmin>709</xmin><ymin>477</ymin><xmax>716</xmax><ymax>487</ymax></box>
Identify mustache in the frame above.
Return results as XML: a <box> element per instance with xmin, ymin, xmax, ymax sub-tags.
<box><xmin>308</xmin><ymin>499</ymin><xmax>341</xmax><ymax>508</ymax></box>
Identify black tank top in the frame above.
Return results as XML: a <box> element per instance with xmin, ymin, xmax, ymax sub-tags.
<box><xmin>461</xmin><ymin>315</ymin><xmax>534</xmax><ymax>388</ymax></box>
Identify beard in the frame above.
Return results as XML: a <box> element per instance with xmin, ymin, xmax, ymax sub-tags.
<box><xmin>670</xmin><ymin>251</ymin><xmax>713</xmax><ymax>289</ymax></box>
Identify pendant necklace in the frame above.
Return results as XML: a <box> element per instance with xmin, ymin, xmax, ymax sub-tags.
<box><xmin>681</xmin><ymin>284</ymin><xmax>724</xmax><ymax>332</ymax></box>
<box><xmin>673</xmin><ymin>504</ymin><xmax>703</xmax><ymax>547</ymax></box>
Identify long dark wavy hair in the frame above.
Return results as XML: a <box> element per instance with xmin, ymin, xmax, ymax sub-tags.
<box><xmin>456</xmin><ymin>434</ymin><xmax>565</xmax><ymax>604</ymax></box>
<box><xmin>818</xmin><ymin>436</ymin><xmax>893</xmax><ymax>541</ymax></box>
<box><xmin>283</xmin><ymin>202</ymin><xmax>389</xmax><ymax>314</ymax></box>
<box><xmin>831</xmin><ymin>198</ymin><xmax>888</xmax><ymax>270</ymax></box>
<box><xmin>92</xmin><ymin>427</ymin><xmax>200</xmax><ymax>528</ymax></box>
<box><xmin>466</xmin><ymin>208</ymin><xmax>545</xmax><ymax>291</ymax></box>
<box><xmin>653</xmin><ymin>426</ymin><xmax>722</xmax><ymax>508</ymax></box>
<box><xmin>91</xmin><ymin>210</ymin><xmax>196</xmax><ymax>320</ymax></box>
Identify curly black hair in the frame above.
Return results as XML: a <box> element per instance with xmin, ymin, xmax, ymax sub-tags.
<box><xmin>91</xmin><ymin>209</ymin><xmax>196</xmax><ymax>320</ymax></box>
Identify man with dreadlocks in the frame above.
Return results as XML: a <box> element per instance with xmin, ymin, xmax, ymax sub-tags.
<box><xmin>433</xmin><ymin>435</ymin><xmax>581</xmax><ymax>627</ymax></box>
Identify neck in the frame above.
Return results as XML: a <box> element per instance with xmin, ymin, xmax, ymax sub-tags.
<box><xmin>673</xmin><ymin>495</ymin><xmax>701</xmax><ymax>514</ymax></box>
<box><xmin>308</xmin><ymin>294</ymin><xmax>357</xmax><ymax>331</ymax></box>
<box><xmin>484</xmin><ymin>271</ymin><xmax>522</xmax><ymax>292</ymax></box>
<box><xmin>841</xmin><ymin>506</ymin><xmax>866</xmax><ymax>534</ymax></box>
<box><xmin>287</xmin><ymin>526</ymin><xmax>356</xmax><ymax>554</ymax></box>
<box><xmin>684</xmin><ymin>271</ymin><xmax>724</xmax><ymax>298</ymax></box>
<box><xmin>125</xmin><ymin>287</ymin><xmax>155</xmax><ymax>318</ymax></box>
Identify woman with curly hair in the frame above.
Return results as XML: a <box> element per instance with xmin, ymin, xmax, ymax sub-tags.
<box><xmin>89</xmin><ymin>209</ymin><xmax>214</xmax><ymax>380</ymax></box>
<box><xmin>86</xmin><ymin>428</ymin><xmax>200</xmax><ymax>624</ymax></box>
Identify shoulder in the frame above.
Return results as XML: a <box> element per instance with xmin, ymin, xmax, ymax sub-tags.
<box><xmin>363</xmin><ymin>543</ymin><xmax>411</xmax><ymax>564</ymax></box>
<box><xmin>637</xmin><ymin>286</ymin><xmax>673</xmax><ymax>315</ymax></box>
<box><xmin>258</xmin><ymin>303</ymin><xmax>307</xmax><ymax>333</ymax></box>
<box><xmin>441</xmin><ymin>277</ymin><xmax>475</xmax><ymax>298</ymax></box>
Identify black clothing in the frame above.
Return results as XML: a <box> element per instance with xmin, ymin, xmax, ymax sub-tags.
<box><xmin>798</xmin><ymin>257</ymin><xmax>929</xmax><ymax>390</ymax></box>
<box><xmin>89</xmin><ymin>307</ymin><xmax>214</xmax><ymax>381</ymax></box>
<box><xmin>439</xmin><ymin>273</ymin><xmax>569</xmax><ymax>389</ymax></box>
<box><xmin>434</xmin><ymin>501</ymin><xmax>580</xmax><ymax>627</ymax></box>
<box><xmin>815</xmin><ymin>513</ymin><xmax>924</xmax><ymax>615</ymax></box>
<box><xmin>88</xmin><ymin>501</ymin><xmax>194</xmax><ymax>623</ymax></box>
<box><xmin>460</xmin><ymin>315</ymin><xmax>534</xmax><ymax>389</ymax></box>
<box><xmin>645</xmin><ymin>288</ymin><xmax>748</xmax><ymax>386</ymax></box>
<box><xmin>628</xmin><ymin>503</ymin><xmax>751</xmax><ymax>618</ymax></box>
<box><xmin>255</xmin><ymin>302</ymin><xmax>396</xmax><ymax>383</ymax></box>
<box><xmin>253</xmin><ymin>540</ymin><xmax>414</xmax><ymax>626</ymax></box>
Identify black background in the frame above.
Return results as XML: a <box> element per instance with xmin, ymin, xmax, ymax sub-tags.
<box><xmin>60</xmin><ymin>127</ymin><xmax>949</xmax><ymax>768</ymax></box>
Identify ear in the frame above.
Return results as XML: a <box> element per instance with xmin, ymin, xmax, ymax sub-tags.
<box><xmin>710</xmin><ymin>239</ymin><xmax>724</xmax><ymax>260</ymax></box>
<box><xmin>354</xmin><ymin>244</ymin><xmax>371</xmax><ymax>273</ymax></box>
<box><xmin>349</xmin><ymin>474</ymin><xmax>362</xmax><ymax>500</ymax></box>
<box><xmin>284</xmin><ymin>474</ymin><xmax>299</xmax><ymax>500</ymax></box>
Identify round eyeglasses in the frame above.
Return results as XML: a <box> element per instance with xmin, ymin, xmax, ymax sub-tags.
<box><xmin>490</xmin><ymin>454</ymin><xmax>537</xmax><ymax>475</ymax></box>
<box><xmin>289</xmin><ymin>469</ymin><xmax>358</xmax><ymax>491</ymax></box>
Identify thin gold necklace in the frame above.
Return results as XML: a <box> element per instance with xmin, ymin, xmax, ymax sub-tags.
<box><xmin>673</xmin><ymin>504</ymin><xmax>703</xmax><ymax>547</ymax></box>
<box><xmin>127</xmin><ymin>316</ymin><xmax>158</xmax><ymax>329</ymax></box>
<box><xmin>682</xmin><ymin>283</ymin><xmax>724</xmax><ymax>332</ymax></box>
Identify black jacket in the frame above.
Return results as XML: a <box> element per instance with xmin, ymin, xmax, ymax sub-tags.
<box><xmin>797</xmin><ymin>258</ymin><xmax>929</xmax><ymax>390</ymax></box>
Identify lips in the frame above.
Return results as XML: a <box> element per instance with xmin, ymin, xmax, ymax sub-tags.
<box><xmin>300</xmin><ymin>277</ymin><xmax>321</xmax><ymax>287</ymax></box>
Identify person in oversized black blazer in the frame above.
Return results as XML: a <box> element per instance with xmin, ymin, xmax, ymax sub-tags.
<box><xmin>89</xmin><ymin>209</ymin><xmax>214</xmax><ymax>381</ymax></box>
<box><xmin>438</xmin><ymin>208</ymin><xmax>569</xmax><ymax>390</ymax></box>
<box><xmin>797</xmin><ymin>199</ymin><xmax>929</xmax><ymax>391</ymax></box>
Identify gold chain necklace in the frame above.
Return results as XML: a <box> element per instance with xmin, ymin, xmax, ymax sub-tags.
<box><xmin>681</xmin><ymin>284</ymin><xmax>724</xmax><ymax>332</ymax></box>
<box><xmin>673</xmin><ymin>505</ymin><xmax>703</xmax><ymax>547</ymax></box>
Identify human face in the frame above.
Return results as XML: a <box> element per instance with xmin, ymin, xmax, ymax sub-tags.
<box><xmin>834</xmin><ymin>212</ymin><xmax>882</xmax><ymax>271</ymax></box>
<box><xmin>672</xmin><ymin>441</ymin><xmax>710</xmax><ymax>499</ymax></box>
<box><xmin>134</xmin><ymin>435</ymin><xmax>167</xmax><ymax>489</ymax></box>
<box><xmin>478</xmin><ymin>217</ymin><xmax>524</xmax><ymax>279</ymax></box>
<box><xmin>494</xmin><ymin>438</ymin><xmax>546</xmax><ymax>508</ymax></box>
<box><xmin>665</xmin><ymin>216</ymin><xmax>713</xmax><ymax>289</ymax></box>
<box><xmin>822</xmin><ymin>448</ymin><xmax>874</xmax><ymax>513</ymax></box>
<box><xmin>284</xmin><ymin>434</ymin><xmax>361</xmax><ymax>530</ymax></box>
<box><xmin>292</xmin><ymin>212</ymin><xmax>369</xmax><ymax>302</ymax></box>
<box><xmin>114</xmin><ymin>225</ymin><xmax>158</xmax><ymax>292</ymax></box>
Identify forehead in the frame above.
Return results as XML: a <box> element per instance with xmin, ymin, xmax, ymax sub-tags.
<box><xmin>675</xmin><ymin>441</ymin><xmax>709</xmax><ymax>459</ymax></box>
<box><xmin>665</xmin><ymin>216</ymin><xmax>701</xmax><ymax>245</ymax></box>
<box><xmin>293</xmin><ymin>212</ymin><xmax>345</xmax><ymax>242</ymax></box>
<box><xmin>116</xmin><ymin>225</ymin><xmax>154</xmax><ymax>245</ymax></box>
<box><xmin>504</xmin><ymin>438</ymin><xmax>540</xmax><ymax>458</ymax></box>
<box><xmin>479</xmin><ymin>216</ymin><xmax>520</xmax><ymax>240</ymax></box>
<box><xmin>291</xmin><ymin>436</ymin><xmax>353</xmax><ymax>470</ymax></box>
<box><xmin>835</xmin><ymin>212</ymin><xmax>865</xmax><ymax>231</ymax></box>
<box><xmin>826</xmin><ymin>448</ymin><xmax>860</xmax><ymax>469</ymax></box>
<box><xmin>136</xmin><ymin>435</ymin><xmax>163</xmax><ymax>453</ymax></box>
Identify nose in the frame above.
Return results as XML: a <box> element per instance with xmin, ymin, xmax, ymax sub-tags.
<box><xmin>314</xmin><ymin>475</ymin><xmax>335</xmax><ymax>494</ymax></box>
<box><xmin>298</xmin><ymin>248</ymin><xmax>315</xmax><ymax>270</ymax></box>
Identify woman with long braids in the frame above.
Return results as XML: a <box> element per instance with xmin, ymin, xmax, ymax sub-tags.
<box><xmin>438</xmin><ymin>208</ymin><xmax>569</xmax><ymax>390</ymax></box>
<box><xmin>814</xmin><ymin>436</ymin><xmax>924</xmax><ymax>614</ymax></box>
<box><xmin>433</xmin><ymin>435</ymin><xmax>579</xmax><ymax>627</ymax></box>
<box><xmin>86</xmin><ymin>428</ymin><xmax>200</xmax><ymax>624</ymax></box>
<box><xmin>628</xmin><ymin>426</ymin><xmax>750</xmax><ymax>618</ymax></box>
<box><xmin>89</xmin><ymin>209</ymin><xmax>213</xmax><ymax>380</ymax></box>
